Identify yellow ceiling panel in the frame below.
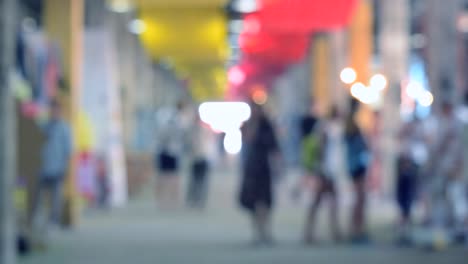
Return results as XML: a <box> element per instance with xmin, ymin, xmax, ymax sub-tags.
<box><xmin>139</xmin><ymin>8</ymin><xmax>228</xmax><ymax>63</ymax></box>
<box><xmin>174</xmin><ymin>62</ymin><xmax>227</xmax><ymax>101</ymax></box>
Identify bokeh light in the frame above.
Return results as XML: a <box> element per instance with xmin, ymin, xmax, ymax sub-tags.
<box><xmin>228</xmin><ymin>66</ymin><xmax>246</xmax><ymax>86</ymax></box>
<box><xmin>224</xmin><ymin>129</ymin><xmax>242</xmax><ymax>155</ymax></box>
<box><xmin>252</xmin><ymin>89</ymin><xmax>268</xmax><ymax>105</ymax></box>
<box><xmin>370</xmin><ymin>74</ymin><xmax>388</xmax><ymax>91</ymax></box>
<box><xmin>406</xmin><ymin>81</ymin><xmax>424</xmax><ymax>99</ymax></box>
<box><xmin>418</xmin><ymin>91</ymin><xmax>434</xmax><ymax>107</ymax></box>
<box><xmin>340</xmin><ymin>67</ymin><xmax>357</xmax><ymax>84</ymax></box>
<box><xmin>199</xmin><ymin>102</ymin><xmax>251</xmax><ymax>133</ymax></box>
<box><xmin>128</xmin><ymin>19</ymin><xmax>146</xmax><ymax>35</ymax></box>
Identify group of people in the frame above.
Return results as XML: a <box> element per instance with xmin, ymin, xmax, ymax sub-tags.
<box><xmin>32</xmin><ymin>98</ymin><xmax>467</xmax><ymax>250</ymax></box>
<box><xmin>238</xmin><ymin>101</ymin><xmax>371</xmax><ymax>246</ymax></box>
<box><xmin>238</xmin><ymin>99</ymin><xmax>467</xmax><ymax>248</ymax></box>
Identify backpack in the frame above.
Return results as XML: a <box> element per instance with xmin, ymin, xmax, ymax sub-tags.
<box><xmin>301</xmin><ymin>133</ymin><xmax>321</xmax><ymax>172</ymax></box>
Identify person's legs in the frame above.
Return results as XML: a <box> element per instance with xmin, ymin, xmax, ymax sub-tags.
<box><xmin>351</xmin><ymin>175</ymin><xmax>367</xmax><ymax>240</ymax></box>
<box><xmin>326</xmin><ymin>180</ymin><xmax>341</xmax><ymax>242</ymax></box>
<box><xmin>168</xmin><ymin>173</ymin><xmax>180</xmax><ymax>209</ymax></box>
<box><xmin>156</xmin><ymin>173</ymin><xmax>173</xmax><ymax>209</ymax></box>
<box><xmin>304</xmin><ymin>178</ymin><xmax>325</xmax><ymax>243</ymax></box>
<box><xmin>447</xmin><ymin>179</ymin><xmax>468</xmax><ymax>238</ymax></box>
<box><xmin>50</xmin><ymin>178</ymin><xmax>64</xmax><ymax>226</ymax></box>
<box><xmin>31</xmin><ymin>178</ymin><xmax>47</xmax><ymax>227</ymax></box>
<box><xmin>253</xmin><ymin>202</ymin><xmax>273</xmax><ymax>244</ymax></box>
<box><xmin>396</xmin><ymin>173</ymin><xmax>416</xmax><ymax>243</ymax></box>
<box><xmin>195</xmin><ymin>172</ymin><xmax>208</xmax><ymax>209</ymax></box>
<box><xmin>191</xmin><ymin>161</ymin><xmax>208</xmax><ymax>208</ymax></box>
<box><xmin>187</xmin><ymin>165</ymin><xmax>197</xmax><ymax>207</ymax></box>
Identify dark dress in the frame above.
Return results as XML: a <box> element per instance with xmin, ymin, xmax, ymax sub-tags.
<box><xmin>239</xmin><ymin>116</ymin><xmax>279</xmax><ymax>212</ymax></box>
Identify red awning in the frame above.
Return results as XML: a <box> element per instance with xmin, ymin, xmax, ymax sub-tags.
<box><xmin>257</xmin><ymin>0</ymin><xmax>357</xmax><ymax>33</ymax></box>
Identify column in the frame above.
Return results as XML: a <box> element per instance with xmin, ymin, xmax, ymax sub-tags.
<box><xmin>427</xmin><ymin>0</ymin><xmax>462</xmax><ymax>109</ymax></box>
<box><xmin>0</xmin><ymin>0</ymin><xmax>17</xmax><ymax>262</ymax></box>
<box><xmin>44</xmin><ymin>0</ymin><xmax>84</xmax><ymax>227</ymax></box>
<box><xmin>349</xmin><ymin>0</ymin><xmax>374</xmax><ymax>132</ymax></box>
<box><xmin>311</xmin><ymin>33</ymin><xmax>332</xmax><ymax>116</ymax></box>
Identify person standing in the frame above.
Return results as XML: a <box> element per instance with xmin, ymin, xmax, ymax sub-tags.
<box><xmin>344</xmin><ymin>114</ymin><xmax>371</xmax><ymax>244</ymax></box>
<box><xmin>154</xmin><ymin>102</ymin><xmax>186</xmax><ymax>209</ymax></box>
<box><xmin>424</xmin><ymin>102</ymin><xmax>466</xmax><ymax>240</ymax></box>
<box><xmin>303</xmin><ymin>107</ymin><xmax>343</xmax><ymax>244</ymax></box>
<box><xmin>186</xmin><ymin>113</ymin><xmax>212</xmax><ymax>209</ymax></box>
<box><xmin>33</xmin><ymin>100</ymin><xmax>73</xmax><ymax>228</ymax></box>
<box><xmin>396</xmin><ymin>115</ymin><xmax>428</xmax><ymax>244</ymax></box>
<box><xmin>292</xmin><ymin>100</ymin><xmax>320</xmax><ymax>201</ymax></box>
<box><xmin>239</xmin><ymin>102</ymin><xmax>280</xmax><ymax>246</ymax></box>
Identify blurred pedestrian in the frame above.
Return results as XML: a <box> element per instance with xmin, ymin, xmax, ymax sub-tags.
<box><xmin>424</xmin><ymin>102</ymin><xmax>466</xmax><ymax>240</ymax></box>
<box><xmin>32</xmin><ymin>100</ymin><xmax>73</xmax><ymax>228</ymax></box>
<box><xmin>368</xmin><ymin>111</ymin><xmax>383</xmax><ymax>196</ymax></box>
<box><xmin>96</xmin><ymin>155</ymin><xmax>109</xmax><ymax>209</ymax></box>
<box><xmin>186</xmin><ymin>113</ymin><xmax>212</xmax><ymax>209</ymax></box>
<box><xmin>239</xmin><ymin>102</ymin><xmax>280</xmax><ymax>246</ymax></box>
<box><xmin>396</xmin><ymin>115</ymin><xmax>428</xmax><ymax>244</ymax></box>
<box><xmin>292</xmin><ymin>100</ymin><xmax>320</xmax><ymax>201</ymax></box>
<box><xmin>303</xmin><ymin>107</ymin><xmax>343</xmax><ymax>244</ymax></box>
<box><xmin>344</xmin><ymin>114</ymin><xmax>371</xmax><ymax>244</ymax></box>
<box><xmin>154</xmin><ymin>102</ymin><xmax>186</xmax><ymax>209</ymax></box>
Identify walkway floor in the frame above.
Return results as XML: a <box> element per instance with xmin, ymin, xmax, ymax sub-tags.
<box><xmin>19</xmin><ymin>167</ymin><xmax>467</xmax><ymax>264</ymax></box>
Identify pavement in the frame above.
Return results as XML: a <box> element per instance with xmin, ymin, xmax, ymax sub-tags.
<box><xmin>19</xmin><ymin>165</ymin><xmax>467</xmax><ymax>264</ymax></box>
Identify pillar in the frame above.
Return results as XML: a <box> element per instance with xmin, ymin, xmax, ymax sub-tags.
<box><xmin>349</xmin><ymin>0</ymin><xmax>373</xmax><ymax>84</ymax></box>
<box><xmin>311</xmin><ymin>33</ymin><xmax>332</xmax><ymax>116</ymax></box>
<box><xmin>349</xmin><ymin>0</ymin><xmax>374</xmax><ymax>132</ymax></box>
<box><xmin>427</xmin><ymin>0</ymin><xmax>462</xmax><ymax>109</ymax></box>
<box><xmin>0</xmin><ymin>0</ymin><xmax>17</xmax><ymax>262</ymax></box>
<box><xmin>44</xmin><ymin>0</ymin><xmax>84</xmax><ymax>227</ymax></box>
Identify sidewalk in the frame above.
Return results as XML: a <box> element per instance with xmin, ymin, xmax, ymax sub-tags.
<box><xmin>19</xmin><ymin>166</ymin><xmax>467</xmax><ymax>264</ymax></box>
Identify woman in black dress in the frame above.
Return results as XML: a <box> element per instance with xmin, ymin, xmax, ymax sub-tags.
<box><xmin>239</xmin><ymin>103</ymin><xmax>280</xmax><ymax>246</ymax></box>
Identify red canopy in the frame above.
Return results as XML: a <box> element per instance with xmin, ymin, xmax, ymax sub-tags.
<box><xmin>257</xmin><ymin>0</ymin><xmax>358</xmax><ymax>33</ymax></box>
<box><xmin>227</xmin><ymin>0</ymin><xmax>358</xmax><ymax>99</ymax></box>
<box><xmin>239</xmin><ymin>31</ymin><xmax>309</xmax><ymax>66</ymax></box>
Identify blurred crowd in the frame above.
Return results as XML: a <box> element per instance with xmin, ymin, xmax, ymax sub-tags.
<box><xmin>23</xmin><ymin>96</ymin><xmax>467</xmax><ymax>254</ymax></box>
<box><xmin>148</xmin><ymin>97</ymin><xmax>467</xmax><ymax>250</ymax></box>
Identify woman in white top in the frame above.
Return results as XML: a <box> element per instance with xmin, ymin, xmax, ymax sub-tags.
<box><xmin>304</xmin><ymin>107</ymin><xmax>343</xmax><ymax>244</ymax></box>
<box><xmin>154</xmin><ymin>102</ymin><xmax>187</xmax><ymax>209</ymax></box>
